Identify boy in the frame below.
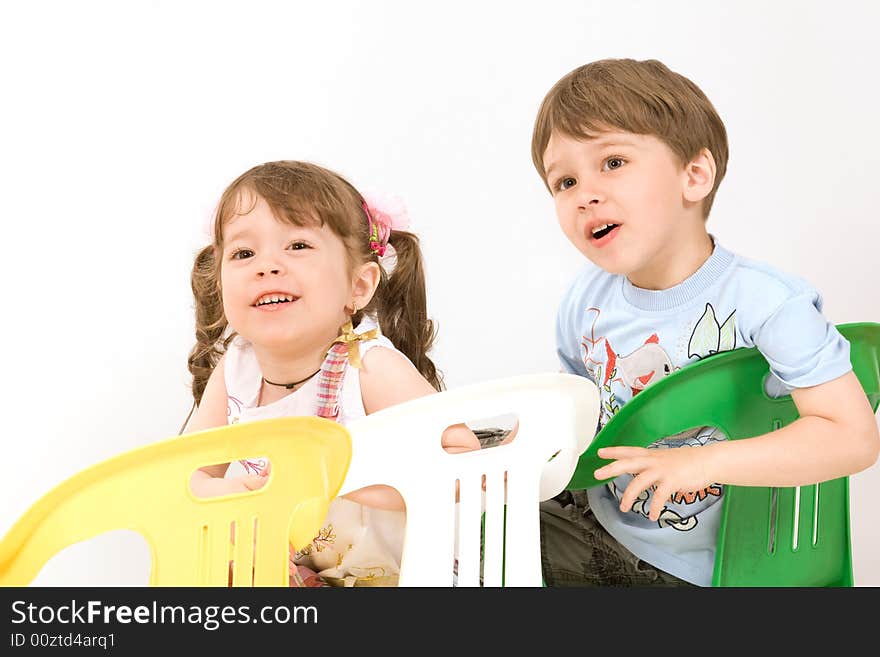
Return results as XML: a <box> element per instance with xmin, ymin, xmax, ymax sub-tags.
<box><xmin>532</xmin><ymin>58</ymin><xmax>879</xmax><ymax>586</ymax></box>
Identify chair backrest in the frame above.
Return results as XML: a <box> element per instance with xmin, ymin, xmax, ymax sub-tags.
<box><xmin>566</xmin><ymin>322</ymin><xmax>880</xmax><ymax>586</ymax></box>
<box><xmin>0</xmin><ymin>416</ymin><xmax>351</xmax><ymax>587</ymax></box>
<box><xmin>341</xmin><ymin>373</ymin><xmax>599</xmax><ymax>587</ymax></box>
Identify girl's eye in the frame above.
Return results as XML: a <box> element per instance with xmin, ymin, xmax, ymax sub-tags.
<box><xmin>603</xmin><ymin>157</ymin><xmax>626</xmax><ymax>171</ymax></box>
<box><xmin>230</xmin><ymin>248</ymin><xmax>254</xmax><ymax>260</ymax></box>
<box><xmin>556</xmin><ymin>177</ymin><xmax>576</xmax><ymax>192</ymax></box>
<box><xmin>287</xmin><ymin>241</ymin><xmax>310</xmax><ymax>251</ymax></box>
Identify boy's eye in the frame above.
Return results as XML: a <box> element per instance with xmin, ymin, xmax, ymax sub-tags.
<box><xmin>603</xmin><ymin>157</ymin><xmax>626</xmax><ymax>171</ymax></box>
<box><xmin>287</xmin><ymin>241</ymin><xmax>310</xmax><ymax>251</ymax></box>
<box><xmin>556</xmin><ymin>177</ymin><xmax>576</xmax><ymax>192</ymax></box>
<box><xmin>230</xmin><ymin>248</ymin><xmax>254</xmax><ymax>260</ymax></box>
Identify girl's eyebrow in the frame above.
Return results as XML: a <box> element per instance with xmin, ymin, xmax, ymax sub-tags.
<box><xmin>225</xmin><ymin>224</ymin><xmax>322</xmax><ymax>246</ymax></box>
<box><xmin>223</xmin><ymin>228</ymin><xmax>250</xmax><ymax>244</ymax></box>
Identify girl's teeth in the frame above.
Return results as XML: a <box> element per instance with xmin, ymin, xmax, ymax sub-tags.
<box><xmin>257</xmin><ymin>294</ymin><xmax>293</xmax><ymax>306</ymax></box>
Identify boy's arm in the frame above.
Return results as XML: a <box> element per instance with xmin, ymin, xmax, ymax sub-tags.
<box><xmin>708</xmin><ymin>370</ymin><xmax>879</xmax><ymax>485</ymax></box>
<box><xmin>595</xmin><ymin>370</ymin><xmax>880</xmax><ymax>521</ymax></box>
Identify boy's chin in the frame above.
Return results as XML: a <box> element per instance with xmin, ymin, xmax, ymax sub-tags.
<box><xmin>580</xmin><ymin>251</ymin><xmax>629</xmax><ymax>276</ymax></box>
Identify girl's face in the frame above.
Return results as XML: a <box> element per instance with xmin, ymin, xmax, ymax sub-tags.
<box><xmin>219</xmin><ymin>193</ymin><xmax>359</xmax><ymax>355</ymax></box>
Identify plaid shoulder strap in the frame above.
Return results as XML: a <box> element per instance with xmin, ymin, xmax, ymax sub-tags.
<box><xmin>315</xmin><ymin>343</ymin><xmax>349</xmax><ymax>422</ymax></box>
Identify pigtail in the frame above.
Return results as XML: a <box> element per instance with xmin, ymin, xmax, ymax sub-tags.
<box><xmin>178</xmin><ymin>245</ymin><xmax>229</xmax><ymax>434</ymax></box>
<box><xmin>374</xmin><ymin>230</ymin><xmax>443</xmax><ymax>391</ymax></box>
<box><xmin>184</xmin><ymin>245</ymin><xmax>229</xmax><ymax>418</ymax></box>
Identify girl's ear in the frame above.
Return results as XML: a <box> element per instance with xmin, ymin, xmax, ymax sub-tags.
<box><xmin>682</xmin><ymin>147</ymin><xmax>716</xmax><ymax>204</ymax></box>
<box><xmin>351</xmin><ymin>261</ymin><xmax>381</xmax><ymax>311</ymax></box>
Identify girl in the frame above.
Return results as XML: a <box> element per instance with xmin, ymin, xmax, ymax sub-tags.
<box><xmin>182</xmin><ymin>160</ymin><xmax>480</xmax><ymax>586</ymax></box>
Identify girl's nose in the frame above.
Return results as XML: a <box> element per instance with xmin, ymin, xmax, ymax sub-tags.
<box><xmin>256</xmin><ymin>256</ymin><xmax>285</xmax><ymax>277</ymax></box>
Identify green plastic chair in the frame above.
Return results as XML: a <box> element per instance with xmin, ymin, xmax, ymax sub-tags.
<box><xmin>567</xmin><ymin>322</ymin><xmax>880</xmax><ymax>587</ymax></box>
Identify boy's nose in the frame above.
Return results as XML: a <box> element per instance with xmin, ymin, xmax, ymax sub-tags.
<box><xmin>257</xmin><ymin>267</ymin><xmax>282</xmax><ymax>277</ymax></box>
<box><xmin>577</xmin><ymin>193</ymin><xmax>603</xmax><ymax>211</ymax></box>
<box><xmin>575</xmin><ymin>180</ymin><xmax>604</xmax><ymax>210</ymax></box>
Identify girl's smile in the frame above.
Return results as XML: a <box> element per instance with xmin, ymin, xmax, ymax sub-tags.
<box><xmin>253</xmin><ymin>291</ymin><xmax>299</xmax><ymax>309</ymax></box>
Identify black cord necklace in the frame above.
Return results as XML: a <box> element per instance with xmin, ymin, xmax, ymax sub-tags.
<box><xmin>262</xmin><ymin>368</ymin><xmax>321</xmax><ymax>390</ymax></box>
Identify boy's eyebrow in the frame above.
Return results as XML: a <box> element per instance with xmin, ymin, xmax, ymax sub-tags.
<box><xmin>591</xmin><ymin>136</ymin><xmax>640</xmax><ymax>149</ymax></box>
<box><xmin>545</xmin><ymin>136</ymin><xmax>641</xmax><ymax>178</ymax></box>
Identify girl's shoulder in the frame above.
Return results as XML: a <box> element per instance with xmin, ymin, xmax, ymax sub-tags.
<box><xmin>348</xmin><ymin>326</ymin><xmax>416</xmax><ymax>393</ymax></box>
<box><xmin>339</xmin><ymin>320</ymin><xmax>432</xmax><ymax>422</ymax></box>
<box><xmin>352</xmin><ymin>315</ymin><xmax>406</xmax><ymax>363</ymax></box>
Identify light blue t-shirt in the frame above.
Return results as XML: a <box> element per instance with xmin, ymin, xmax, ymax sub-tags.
<box><xmin>556</xmin><ymin>239</ymin><xmax>852</xmax><ymax>586</ymax></box>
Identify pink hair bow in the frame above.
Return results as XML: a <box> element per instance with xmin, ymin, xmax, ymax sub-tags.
<box><xmin>361</xmin><ymin>190</ymin><xmax>411</xmax><ymax>257</ymax></box>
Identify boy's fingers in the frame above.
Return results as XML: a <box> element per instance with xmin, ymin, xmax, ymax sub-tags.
<box><xmin>598</xmin><ymin>446</ymin><xmax>646</xmax><ymax>459</ymax></box>
<box><xmin>595</xmin><ymin>456</ymin><xmax>646</xmax><ymax>480</ymax></box>
<box><xmin>649</xmin><ymin>486</ymin><xmax>674</xmax><ymax>521</ymax></box>
<box><xmin>620</xmin><ymin>472</ymin><xmax>656</xmax><ymax>512</ymax></box>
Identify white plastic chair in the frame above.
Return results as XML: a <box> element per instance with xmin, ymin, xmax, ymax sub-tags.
<box><xmin>341</xmin><ymin>372</ymin><xmax>599</xmax><ymax>587</ymax></box>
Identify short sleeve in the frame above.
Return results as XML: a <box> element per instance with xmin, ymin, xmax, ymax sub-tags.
<box><xmin>555</xmin><ymin>297</ymin><xmax>590</xmax><ymax>378</ymax></box>
<box><xmin>754</xmin><ymin>290</ymin><xmax>851</xmax><ymax>393</ymax></box>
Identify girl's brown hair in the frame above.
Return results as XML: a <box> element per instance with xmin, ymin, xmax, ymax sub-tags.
<box><xmin>531</xmin><ymin>58</ymin><xmax>729</xmax><ymax>219</ymax></box>
<box><xmin>186</xmin><ymin>160</ymin><xmax>441</xmax><ymax>411</ymax></box>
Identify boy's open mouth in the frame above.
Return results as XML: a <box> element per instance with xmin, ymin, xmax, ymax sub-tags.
<box><xmin>590</xmin><ymin>223</ymin><xmax>619</xmax><ymax>241</ymax></box>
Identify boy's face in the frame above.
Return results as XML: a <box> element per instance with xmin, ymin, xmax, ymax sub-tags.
<box><xmin>543</xmin><ymin>129</ymin><xmax>706</xmax><ymax>288</ymax></box>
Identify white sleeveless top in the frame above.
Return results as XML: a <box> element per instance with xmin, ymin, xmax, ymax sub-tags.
<box><xmin>223</xmin><ymin>320</ymin><xmax>407</xmax><ymax>586</ymax></box>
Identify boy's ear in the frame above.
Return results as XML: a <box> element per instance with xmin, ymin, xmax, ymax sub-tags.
<box><xmin>351</xmin><ymin>261</ymin><xmax>381</xmax><ymax>311</ymax></box>
<box><xmin>682</xmin><ymin>148</ymin><xmax>717</xmax><ymax>204</ymax></box>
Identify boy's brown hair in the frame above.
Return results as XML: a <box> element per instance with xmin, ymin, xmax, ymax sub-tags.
<box><xmin>531</xmin><ymin>58</ymin><xmax>729</xmax><ymax>218</ymax></box>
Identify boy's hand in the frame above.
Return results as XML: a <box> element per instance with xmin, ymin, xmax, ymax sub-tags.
<box><xmin>593</xmin><ymin>445</ymin><xmax>717</xmax><ymax>522</ymax></box>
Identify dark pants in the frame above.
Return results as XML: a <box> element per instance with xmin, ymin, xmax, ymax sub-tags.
<box><xmin>540</xmin><ymin>490</ymin><xmax>695</xmax><ymax>587</ymax></box>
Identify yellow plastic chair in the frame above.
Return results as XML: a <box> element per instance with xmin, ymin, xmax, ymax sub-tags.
<box><xmin>0</xmin><ymin>416</ymin><xmax>351</xmax><ymax>587</ymax></box>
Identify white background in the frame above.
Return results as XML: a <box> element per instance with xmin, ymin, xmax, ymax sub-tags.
<box><xmin>1</xmin><ymin>1</ymin><xmax>878</xmax><ymax>585</ymax></box>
